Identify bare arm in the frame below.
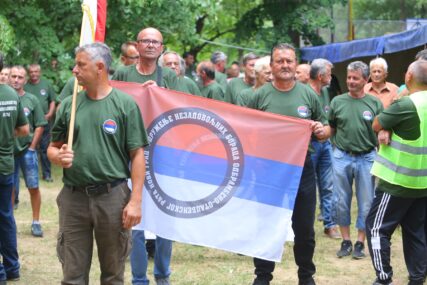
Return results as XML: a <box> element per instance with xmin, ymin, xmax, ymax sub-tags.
<box><xmin>15</xmin><ymin>124</ymin><xmax>29</xmax><ymax>137</ymax></box>
<box><xmin>47</xmin><ymin>141</ymin><xmax>74</xmax><ymax>168</ymax></box>
<box><xmin>29</xmin><ymin>126</ymin><xmax>44</xmax><ymax>150</ymax></box>
<box><xmin>45</xmin><ymin>101</ymin><xmax>56</xmax><ymax>121</ymax></box>
<box><xmin>122</xmin><ymin>147</ymin><xmax>145</xmax><ymax>229</ymax></box>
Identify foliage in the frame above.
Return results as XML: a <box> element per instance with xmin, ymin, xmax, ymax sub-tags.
<box><xmin>354</xmin><ymin>0</ymin><xmax>427</xmax><ymax>20</ymax></box>
<box><xmin>0</xmin><ymin>15</ymin><xmax>15</xmax><ymax>57</ymax></box>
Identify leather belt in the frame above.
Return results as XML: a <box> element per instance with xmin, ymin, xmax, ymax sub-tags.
<box><xmin>338</xmin><ymin>147</ymin><xmax>374</xmax><ymax>156</ymax></box>
<box><xmin>69</xmin><ymin>179</ymin><xmax>126</xmax><ymax>197</ymax></box>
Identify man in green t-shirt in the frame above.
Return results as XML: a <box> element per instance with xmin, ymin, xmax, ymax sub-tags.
<box><xmin>10</xmin><ymin>66</ymin><xmax>47</xmax><ymax>237</ymax></box>
<box><xmin>307</xmin><ymin>58</ymin><xmax>340</xmax><ymax>239</ymax></box>
<box><xmin>366</xmin><ymin>60</ymin><xmax>427</xmax><ymax>285</ymax></box>
<box><xmin>224</xmin><ymin>52</ymin><xmax>258</xmax><ymax>105</ymax></box>
<box><xmin>183</xmin><ymin>51</ymin><xmax>197</xmax><ymax>81</ymax></box>
<box><xmin>211</xmin><ymin>51</ymin><xmax>228</xmax><ymax>93</ymax></box>
<box><xmin>249</xmin><ymin>43</ymin><xmax>330</xmax><ymax>285</ymax></box>
<box><xmin>112</xmin><ymin>27</ymin><xmax>175</xmax><ymax>285</ymax></box>
<box><xmin>48</xmin><ymin>42</ymin><xmax>148</xmax><ymax>285</ymax></box>
<box><xmin>0</xmin><ymin>53</ymin><xmax>29</xmax><ymax>283</ymax></box>
<box><xmin>158</xmin><ymin>51</ymin><xmax>202</xmax><ymax>96</ymax></box>
<box><xmin>197</xmin><ymin>61</ymin><xmax>225</xmax><ymax>101</ymax></box>
<box><xmin>24</xmin><ymin>64</ymin><xmax>56</xmax><ymax>182</ymax></box>
<box><xmin>329</xmin><ymin>61</ymin><xmax>383</xmax><ymax>260</ymax></box>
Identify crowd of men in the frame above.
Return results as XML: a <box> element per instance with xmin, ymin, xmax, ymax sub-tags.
<box><xmin>0</xmin><ymin>26</ymin><xmax>426</xmax><ymax>285</ymax></box>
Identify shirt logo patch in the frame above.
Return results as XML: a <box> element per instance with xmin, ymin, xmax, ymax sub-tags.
<box><xmin>362</xmin><ymin>111</ymin><xmax>373</xmax><ymax>120</ymax></box>
<box><xmin>23</xmin><ymin>107</ymin><xmax>30</xmax><ymax>117</ymax></box>
<box><xmin>297</xmin><ymin>106</ymin><xmax>311</xmax><ymax>118</ymax></box>
<box><xmin>40</xmin><ymin>89</ymin><xmax>47</xmax><ymax>96</ymax></box>
<box><xmin>103</xmin><ymin>119</ymin><xmax>118</xmax><ymax>134</ymax></box>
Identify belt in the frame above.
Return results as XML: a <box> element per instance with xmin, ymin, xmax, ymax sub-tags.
<box><xmin>339</xmin><ymin>147</ymin><xmax>374</xmax><ymax>156</ymax></box>
<box><xmin>70</xmin><ymin>179</ymin><xmax>126</xmax><ymax>197</ymax></box>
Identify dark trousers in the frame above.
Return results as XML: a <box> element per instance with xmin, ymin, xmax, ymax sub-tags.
<box><xmin>366</xmin><ymin>190</ymin><xmax>427</xmax><ymax>283</ymax></box>
<box><xmin>38</xmin><ymin>123</ymin><xmax>51</xmax><ymax>179</ymax></box>
<box><xmin>253</xmin><ymin>155</ymin><xmax>316</xmax><ymax>282</ymax></box>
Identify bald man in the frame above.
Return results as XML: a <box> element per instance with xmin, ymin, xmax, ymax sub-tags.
<box><xmin>296</xmin><ymin>64</ymin><xmax>311</xmax><ymax>84</ymax></box>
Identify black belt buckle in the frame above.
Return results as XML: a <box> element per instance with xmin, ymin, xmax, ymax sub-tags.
<box><xmin>84</xmin><ymin>184</ymin><xmax>108</xmax><ymax>197</ymax></box>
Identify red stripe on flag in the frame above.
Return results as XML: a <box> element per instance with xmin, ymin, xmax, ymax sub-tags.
<box><xmin>95</xmin><ymin>0</ymin><xmax>107</xmax><ymax>42</ymax></box>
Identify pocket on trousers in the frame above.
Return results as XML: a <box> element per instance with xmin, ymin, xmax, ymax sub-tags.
<box><xmin>363</xmin><ymin>151</ymin><xmax>376</xmax><ymax>162</ymax></box>
<box><xmin>332</xmin><ymin>148</ymin><xmax>344</xmax><ymax>159</ymax></box>
<box><xmin>119</xmin><ymin>230</ymin><xmax>132</xmax><ymax>262</ymax></box>
<box><xmin>57</xmin><ymin>232</ymin><xmax>65</xmax><ymax>264</ymax></box>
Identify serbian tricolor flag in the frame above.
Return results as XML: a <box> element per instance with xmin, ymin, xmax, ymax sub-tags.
<box><xmin>111</xmin><ymin>81</ymin><xmax>312</xmax><ymax>262</ymax></box>
<box><xmin>79</xmin><ymin>0</ymin><xmax>107</xmax><ymax>45</ymax></box>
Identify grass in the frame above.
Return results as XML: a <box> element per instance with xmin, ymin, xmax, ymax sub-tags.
<box><xmin>12</xmin><ymin>165</ymin><xmax>409</xmax><ymax>285</ymax></box>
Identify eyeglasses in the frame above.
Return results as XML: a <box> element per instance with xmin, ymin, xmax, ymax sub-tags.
<box><xmin>137</xmin><ymin>39</ymin><xmax>163</xmax><ymax>48</ymax></box>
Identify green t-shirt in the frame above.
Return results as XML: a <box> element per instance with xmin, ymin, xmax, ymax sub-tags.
<box><xmin>329</xmin><ymin>93</ymin><xmax>383</xmax><ymax>152</ymax></box>
<box><xmin>24</xmin><ymin>78</ymin><xmax>56</xmax><ymax>114</ymax></box>
<box><xmin>0</xmin><ymin>84</ymin><xmax>28</xmax><ymax>175</ymax></box>
<box><xmin>200</xmin><ymin>82</ymin><xmax>225</xmax><ymax>101</ymax></box>
<box><xmin>176</xmin><ymin>76</ymin><xmax>202</xmax><ymax>96</ymax></box>
<box><xmin>57</xmin><ymin>77</ymin><xmax>76</xmax><ymax>103</ymax></box>
<box><xmin>15</xmin><ymin>92</ymin><xmax>48</xmax><ymax>155</ymax></box>
<box><xmin>224</xmin><ymin>77</ymin><xmax>252</xmax><ymax>105</ymax></box>
<box><xmin>237</xmin><ymin>87</ymin><xmax>255</xmax><ymax>107</ymax></box>
<box><xmin>52</xmin><ymin>88</ymin><xmax>149</xmax><ymax>186</ymax></box>
<box><xmin>249</xmin><ymin>82</ymin><xmax>327</xmax><ymax>123</ymax></box>
<box><xmin>112</xmin><ymin>64</ymin><xmax>178</xmax><ymax>90</ymax></box>
<box><xmin>214</xmin><ymin>71</ymin><xmax>228</xmax><ymax>93</ymax></box>
<box><xmin>376</xmin><ymin>96</ymin><xmax>427</xmax><ymax>198</ymax></box>
<box><xmin>185</xmin><ymin>65</ymin><xmax>197</xmax><ymax>81</ymax></box>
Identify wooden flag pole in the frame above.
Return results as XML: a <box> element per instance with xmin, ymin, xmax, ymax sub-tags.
<box><xmin>67</xmin><ymin>78</ymin><xmax>79</xmax><ymax>149</ymax></box>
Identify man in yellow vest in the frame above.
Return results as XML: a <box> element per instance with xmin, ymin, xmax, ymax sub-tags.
<box><xmin>367</xmin><ymin>59</ymin><xmax>427</xmax><ymax>285</ymax></box>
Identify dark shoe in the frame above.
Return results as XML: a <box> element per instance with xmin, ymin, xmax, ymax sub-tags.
<box><xmin>324</xmin><ymin>226</ymin><xmax>341</xmax><ymax>239</ymax></box>
<box><xmin>299</xmin><ymin>277</ymin><xmax>316</xmax><ymax>285</ymax></box>
<box><xmin>31</xmin><ymin>223</ymin><xmax>43</xmax><ymax>237</ymax></box>
<box><xmin>0</xmin><ymin>280</ymin><xmax>6</xmax><ymax>285</ymax></box>
<box><xmin>407</xmin><ymin>280</ymin><xmax>424</xmax><ymax>285</ymax></box>
<box><xmin>352</xmin><ymin>241</ymin><xmax>366</xmax><ymax>259</ymax></box>
<box><xmin>372</xmin><ymin>278</ymin><xmax>393</xmax><ymax>285</ymax></box>
<box><xmin>252</xmin><ymin>279</ymin><xmax>270</xmax><ymax>285</ymax></box>
<box><xmin>7</xmin><ymin>273</ymin><xmax>20</xmax><ymax>281</ymax></box>
<box><xmin>155</xmin><ymin>278</ymin><xmax>170</xmax><ymax>285</ymax></box>
<box><xmin>337</xmin><ymin>240</ymin><xmax>352</xmax><ymax>257</ymax></box>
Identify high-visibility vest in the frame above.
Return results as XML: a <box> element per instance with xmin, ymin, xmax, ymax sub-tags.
<box><xmin>371</xmin><ymin>91</ymin><xmax>427</xmax><ymax>189</ymax></box>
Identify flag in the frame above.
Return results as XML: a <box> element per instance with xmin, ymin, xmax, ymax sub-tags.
<box><xmin>111</xmin><ymin>81</ymin><xmax>312</xmax><ymax>262</ymax></box>
<box><xmin>80</xmin><ymin>0</ymin><xmax>107</xmax><ymax>46</ymax></box>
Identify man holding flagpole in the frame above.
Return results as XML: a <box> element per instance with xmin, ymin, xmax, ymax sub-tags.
<box><xmin>48</xmin><ymin>42</ymin><xmax>148</xmax><ymax>285</ymax></box>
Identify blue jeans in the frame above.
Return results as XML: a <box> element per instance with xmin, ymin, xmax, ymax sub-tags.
<box><xmin>331</xmin><ymin>147</ymin><xmax>376</xmax><ymax>230</ymax></box>
<box><xmin>130</xmin><ymin>230</ymin><xmax>172</xmax><ymax>284</ymax></box>
<box><xmin>38</xmin><ymin>123</ymin><xmax>51</xmax><ymax>179</ymax></box>
<box><xmin>14</xmin><ymin>148</ymin><xmax>40</xmax><ymax>203</ymax></box>
<box><xmin>0</xmin><ymin>173</ymin><xmax>20</xmax><ymax>281</ymax></box>
<box><xmin>311</xmin><ymin>140</ymin><xmax>335</xmax><ymax>229</ymax></box>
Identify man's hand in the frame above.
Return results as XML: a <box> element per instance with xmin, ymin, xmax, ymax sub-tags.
<box><xmin>378</xmin><ymin>130</ymin><xmax>391</xmax><ymax>145</ymax></box>
<box><xmin>122</xmin><ymin>199</ymin><xmax>142</xmax><ymax>229</ymax></box>
<box><xmin>311</xmin><ymin>121</ymin><xmax>330</xmax><ymax>140</ymax></box>
<box><xmin>58</xmin><ymin>144</ymin><xmax>74</xmax><ymax>168</ymax></box>
<box><xmin>141</xmin><ymin>80</ymin><xmax>157</xmax><ymax>88</ymax></box>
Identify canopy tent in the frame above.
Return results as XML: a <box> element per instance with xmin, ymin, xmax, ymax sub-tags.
<box><xmin>300</xmin><ymin>24</ymin><xmax>427</xmax><ymax>92</ymax></box>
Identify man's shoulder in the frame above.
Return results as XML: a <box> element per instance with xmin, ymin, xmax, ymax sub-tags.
<box><xmin>364</xmin><ymin>93</ymin><xmax>383</xmax><ymax>105</ymax></box>
<box><xmin>23</xmin><ymin>92</ymin><xmax>39</xmax><ymax>103</ymax></box>
<box><xmin>112</xmin><ymin>65</ymin><xmax>136</xmax><ymax>78</ymax></box>
<box><xmin>0</xmin><ymin>84</ymin><xmax>19</xmax><ymax>98</ymax></box>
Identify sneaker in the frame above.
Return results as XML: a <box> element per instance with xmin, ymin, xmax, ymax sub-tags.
<box><xmin>31</xmin><ymin>223</ymin><xmax>43</xmax><ymax>237</ymax></box>
<box><xmin>336</xmin><ymin>240</ymin><xmax>352</xmax><ymax>258</ymax></box>
<box><xmin>156</xmin><ymin>277</ymin><xmax>170</xmax><ymax>285</ymax></box>
<box><xmin>44</xmin><ymin>177</ymin><xmax>53</xmax><ymax>182</ymax></box>
<box><xmin>352</xmin><ymin>241</ymin><xmax>366</xmax><ymax>259</ymax></box>
<box><xmin>372</xmin><ymin>278</ymin><xmax>393</xmax><ymax>285</ymax></box>
<box><xmin>252</xmin><ymin>280</ymin><xmax>270</xmax><ymax>285</ymax></box>
<box><xmin>324</xmin><ymin>227</ymin><xmax>341</xmax><ymax>239</ymax></box>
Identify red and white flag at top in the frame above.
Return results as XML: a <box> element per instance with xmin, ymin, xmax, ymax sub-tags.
<box><xmin>79</xmin><ymin>0</ymin><xmax>107</xmax><ymax>46</ymax></box>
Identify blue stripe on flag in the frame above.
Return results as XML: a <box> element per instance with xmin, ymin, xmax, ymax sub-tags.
<box><xmin>152</xmin><ymin>145</ymin><xmax>302</xmax><ymax>209</ymax></box>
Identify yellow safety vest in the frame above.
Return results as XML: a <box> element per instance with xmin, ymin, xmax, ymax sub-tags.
<box><xmin>371</xmin><ymin>91</ymin><xmax>427</xmax><ymax>189</ymax></box>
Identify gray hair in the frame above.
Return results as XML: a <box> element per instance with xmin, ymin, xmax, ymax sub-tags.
<box><xmin>415</xmin><ymin>49</ymin><xmax>427</xmax><ymax>61</ymax></box>
<box><xmin>158</xmin><ymin>51</ymin><xmax>185</xmax><ymax>76</ymax></box>
<box><xmin>254</xmin><ymin>56</ymin><xmax>270</xmax><ymax>73</ymax></box>
<box><xmin>347</xmin><ymin>61</ymin><xmax>369</xmax><ymax>79</ymax></box>
<box><xmin>242</xmin><ymin>52</ymin><xmax>258</xmax><ymax>66</ymax></box>
<box><xmin>75</xmin><ymin>42</ymin><xmax>113</xmax><ymax>70</ymax></box>
<box><xmin>211</xmin><ymin>51</ymin><xmax>227</xmax><ymax>64</ymax></box>
<box><xmin>369</xmin><ymin>57</ymin><xmax>388</xmax><ymax>72</ymax></box>
<box><xmin>310</xmin><ymin>58</ymin><xmax>333</xmax><ymax>80</ymax></box>
<box><xmin>409</xmin><ymin>60</ymin><xmax>427</xmax><ymax>85</ymax></box>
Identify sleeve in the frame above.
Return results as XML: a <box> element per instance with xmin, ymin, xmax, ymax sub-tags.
<box><xmin>328</xmin><ymin>99</ymin><xmax>337</xmax><ymax>129</ymax></box>
<box><xmin>125</xmin><ymin>101</ymin><xmax>149</xmax><ymax>151</ymax></box>
<box><xmin>48</xmin><ymin>81</ymin><xmax>57</xmax><ymax>103</ymax></box>
<box><xmin>310</xmin><ymin>91</ymin><xmax>328</xmax><ymax>125</ymax></box>
<box><xmin>111</xmin><ymin>67</ymin><xmax>125</xmax><ymax>81</ymax></box>
<box><xmin>51</xmin><ymin>100</ymin><xmax>69</xmax><ymax>143</ymax></box>
<box><xmin>377</xmin><ymin>97</ymin><xmax>416</xmax><ymax>130</ymax></box>
<box><xmin>57</xmin><ymin>77</ymin><xmax>75</xmax><ymax>103</ymax></box>
<box><xmin>189</xmin><ymin>80</ymin><xmax>202</xmax><ymax>96</ymax></box>
<box><xmin>16</xmin><ymin>99</ymin><xmax>28</xmax><ymax>127</ymax></box>
<box><xmin>33</xmin><ymin>98</ymin><xmax>48</xmax><ymax>127</ymax></box>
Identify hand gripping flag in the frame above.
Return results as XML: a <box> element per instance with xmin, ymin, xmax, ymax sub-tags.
<box><xmin>111</xmin><ymin>81</ymin><xmax>312</xmax><ymax>262</ymax></box>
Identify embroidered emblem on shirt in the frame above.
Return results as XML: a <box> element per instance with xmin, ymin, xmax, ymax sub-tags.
<box><xmin>297</xmin><ymin>106</ymin><xmax>311</xmax><ymax>118</ymax></box>
<box><xmin>103</xmin><ymin>119</ymin><xmax>118</xmax><ymax>134</ymax></box>
<box><xmin>362</xmin><ymin>111</ymin><xmax>373</xmax><ymax>120</ymax></box>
